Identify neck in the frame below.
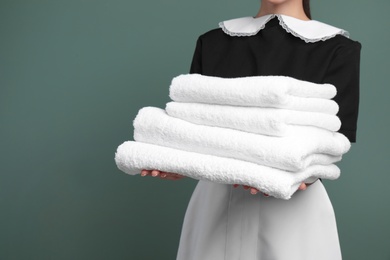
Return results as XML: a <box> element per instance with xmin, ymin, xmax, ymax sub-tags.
<box><xmin>256</xmin><ymin>0</ymin><xmax>310</xmax><ymax>20</ymax></box>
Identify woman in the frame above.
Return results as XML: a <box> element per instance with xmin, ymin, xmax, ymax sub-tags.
<box><xmin>141</xmin><ymin>0</ymin><xmax>361</xmax><ymax>259</ymax></box>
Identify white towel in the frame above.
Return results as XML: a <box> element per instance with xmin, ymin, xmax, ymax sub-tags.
<box><xmin>165</xmin><ymin>101</ymin><xmax>341</xmax><ymax>137</ymax></box>
<box><xmin>115</xmin><ymin>141</ymin><xmax>341</xmax><ymax>200</ymax></box>
<box><xmin>133</xmin><ymin>107</ymin><xmax>350</xmax><ymax>172</ymax></box>
<box><xmin>169</xmin><ymin>74</ymin><xmax>339</xmax><ymax>114</ymax></box>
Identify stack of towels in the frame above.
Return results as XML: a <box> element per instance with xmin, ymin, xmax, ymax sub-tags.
<box><xmin>115</xmin><ymin>74</ymin><xmax>351</xmax><ymax>199</ymax></box>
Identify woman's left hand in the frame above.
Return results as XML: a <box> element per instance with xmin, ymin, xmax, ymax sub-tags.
<box><xmin>233</xmin><ymin>182</ymin><xmax>312</xmax><ymax>197</ymax></box>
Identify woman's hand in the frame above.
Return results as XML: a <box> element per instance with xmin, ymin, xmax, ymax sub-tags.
<box><xmin>140</xmin><ymin>169</ymin><xmax>185</xmax><ymax>180</ymax></box>
<box><xmin>233</xmin><ymin>182</ymin><xmax>312</xmax><ymax>197</ymax></box>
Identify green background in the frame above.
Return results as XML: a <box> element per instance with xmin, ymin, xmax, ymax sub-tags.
<box><xmin>1</xmin><ymin>0</ymin><xmax>389</xmax><ymax>259</ymax></box>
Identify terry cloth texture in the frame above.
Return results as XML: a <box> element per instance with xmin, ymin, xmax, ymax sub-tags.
<box><xmin>115</xmin><ymin>141</ymin><xmax>340</xmax><ymax>200</ymax></box>
<box><xmin>165</xmin><ymin>101</ymin><xmax>341</xmax><ymax>137</ymax></box>
<box><xmin>115</xmin><ymin>74</ymin><xmax>351</xmax><ymax>199</ymax></box>
<box><xmin>169</xmin><ymin>74</ymin><xmax>339</xmax><ymax>114</ymax></box>
<box><xmin>133</xmin><ymin>107</ymin><xmax>349</xmax><ymax>172</ymax></box>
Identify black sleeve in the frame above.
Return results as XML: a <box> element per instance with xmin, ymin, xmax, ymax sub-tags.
<box><xmin>323</xmin><ymin>41</ymin><xmax>362</xmax><ymax>143</ymax></box>
<box><xmin>189</xmin><ymin>37</ymin><xmax>202</xmax><ymax>74</ymax></box>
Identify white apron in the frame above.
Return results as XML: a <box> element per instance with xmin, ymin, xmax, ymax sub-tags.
<box><xmin>176</xmin><ymin>180</ymin><xmax>342</xmax><ymax>260</ymax></box>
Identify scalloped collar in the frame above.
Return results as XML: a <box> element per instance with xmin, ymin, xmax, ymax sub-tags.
<box><xmin>218</xmin><ymin>14</ymin><xmax>349</xmax><ymax>43</ymax></box>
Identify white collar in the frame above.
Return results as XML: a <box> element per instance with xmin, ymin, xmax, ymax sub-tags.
<box><xmin>218</xmin><ymin>14</ymin><xmax>349</xmax><ymax>43</ymax></box>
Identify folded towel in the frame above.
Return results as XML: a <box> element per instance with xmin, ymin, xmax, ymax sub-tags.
<box><xmin>165</xmin><ymin>101</ymin><xmax>341</xmax><ymax>137</ymax></box>
<box><xmin>115</xmin><ymin>141</ymin><xmax>341</xmax><ymax>200</ymax></box>
<box><xmin>169</xmin><ymin>74</ymin><xmax>339</xmax><ymax>114</ymax></box>
<box><xmin>133</xmin><ymin>107</ymin><xmax>350</xmax><ymax>172</ymax></box>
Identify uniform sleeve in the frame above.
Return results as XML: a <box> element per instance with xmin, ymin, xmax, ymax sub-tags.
<box><xmin>323</xmin><ymin>41</ymin><xmax>362</xmax><ymax>143</ymax></box>
<box><xmin>189</xmin><ymin>37</ymin><xmax>202</xmax><ymax>74</ymax></box>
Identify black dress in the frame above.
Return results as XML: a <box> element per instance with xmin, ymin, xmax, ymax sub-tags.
<box><xmin>176</xmin><ymin>15</ymin><xmax>361</xmax><ymax>260</ymax></box>
<box><xmin>190</xmin><ymin>16</ymin><xmax>361</xmax><ymax>142</ymax></box>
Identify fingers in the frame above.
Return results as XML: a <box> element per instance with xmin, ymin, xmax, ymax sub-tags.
<box><xmin>140</xmin><ymin>169</ymin><xmax>185</xmax><ymax>180</ymax></box>
<box><xmin>140</xmin><ymin>169</ymin><xmax>160</xmax><ymax>178</ymax></box>
<box><xmin>140</xmin><ymin>169</ymin><xmax>150</xmax><ymax>177</ymax></box>
<box><xmin>161</xmin><ymin>172</ymin><xmax>185</xmax><ymax>180</ymax></box>
<box><xmin>151</xmin><ymin>170</ymin><xmax>160</xmax><ymax>177</ymax></box>
<box><xmin>298</xmin><ymin>182</ymin><xmax>307</xmax><ymax>190</ymax></box>
<box><xmin>298</xmin><ymin>181</ymin><xmax>315</xmax><ymax>191</ymax></box>
<box><xmin>232</xmin><ymin>184</ymin><xmax>267</xmax><ymax>196</ymax></box>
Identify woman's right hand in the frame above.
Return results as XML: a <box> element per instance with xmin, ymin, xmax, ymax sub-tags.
<box><xmin>141</xmin><ymin>169</ymin><xmax>185</xmax><ymax>180</ymax></box>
